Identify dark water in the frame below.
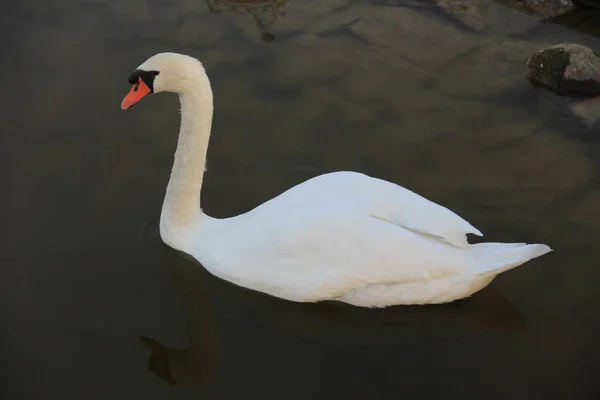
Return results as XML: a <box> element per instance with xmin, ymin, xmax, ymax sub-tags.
<box><xmin>2</xmin><ymin>0</ymin><xmax>600</xmax><ymax>399</ymax></box>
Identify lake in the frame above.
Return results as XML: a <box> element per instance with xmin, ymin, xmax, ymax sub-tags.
<box><xmin>2</xmin><ymin>0</ymin><xmax>599</xmax><ymax>399</ymax></box>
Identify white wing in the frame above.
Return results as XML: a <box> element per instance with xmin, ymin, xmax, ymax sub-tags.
<box><xmin>289</xmin><ymin>171</ymin><xmax>483</xmax><ymax>247</ymax></box>
<box><xmin>195</xmin><ymin>171</ymin><xmax>483</xmax><ymax>302</ymax></box>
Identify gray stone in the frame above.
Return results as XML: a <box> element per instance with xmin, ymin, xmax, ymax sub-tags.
<box><xmin>526</xmin><ymin>43</ymin><xmax>600</xmax><ymax>96</ymax></box>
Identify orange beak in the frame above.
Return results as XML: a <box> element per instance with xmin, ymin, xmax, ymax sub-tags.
<box><xmin>121</xmin><ymin>78</ymin><xmax>152</xmax><ymax>110</ymax></box>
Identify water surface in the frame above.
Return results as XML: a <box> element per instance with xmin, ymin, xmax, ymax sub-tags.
<box><xmin>2</xmin><ymin>1</ymin><xmax>600</xmax><ymax>399</ymax></box>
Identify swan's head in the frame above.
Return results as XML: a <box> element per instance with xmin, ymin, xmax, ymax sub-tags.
<box><xmin>121</xmin><ymin>52</ymin><xmax>207</xmax><ymax>110</ymax></box>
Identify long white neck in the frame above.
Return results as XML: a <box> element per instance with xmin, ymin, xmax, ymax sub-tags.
<box><xmin>159</xmin><ymin>74</ymin><xmax>213</xmax><ymax>248</ymax></box>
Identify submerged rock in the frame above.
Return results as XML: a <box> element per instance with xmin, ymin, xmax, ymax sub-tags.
<box><xmin>526</xmin><ymin>43</ymin><xmax>600</xmax><ymax>96</ymax></box>
<box><xmin>568</xmin><ymin>96</ymin><xmax>600</xmax><ymax>127</ymax></box>
<box><xmin>439</xmin><ymin>40</ymin><xmax>548</xmax><ymax>96</ymax></box>
<box><xmin>520</xmin><ymin>0</ymin><xmax>574</xmax><ymax>17</ymax></box>
<box><xmin>429</xmin><ymin>0</ymin><xmax>575</xmax><ymax>33</ymax></box>
<box><xmin>534</xmin><ymin>88</ymin><xmax>600</xmax><ymax>129</ymax></box>
<box><xmin>429</xmin><ymin>0</ymin><xmax>541</xmax><ymax>33</ymax></box>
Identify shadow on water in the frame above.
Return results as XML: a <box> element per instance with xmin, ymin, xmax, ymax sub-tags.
<box><xmin>139</xmin><ymin>260</ymin><xmax>220</xmax><ymax>386</ymax></box>
<box><xmin>255</xmin><ymin>285</ymin><xmax>528</xmax><ymax>345</ymax></box>
<box><xmin>138</xmin><ymin>216</ymin><xmax>220</xmax><ymax>387</ymax></box>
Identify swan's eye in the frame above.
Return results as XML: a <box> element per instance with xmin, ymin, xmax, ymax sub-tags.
<box><xmin>127</xmin><ymin>70</ymin><xmax>158</xmax><ymax>92</ymax></box>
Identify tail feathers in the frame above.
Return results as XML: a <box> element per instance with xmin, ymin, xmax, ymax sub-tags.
<box><xmin>471</xmin><ymin>242</ymin><xmax>552</xmax><ymax>275</ymax></box>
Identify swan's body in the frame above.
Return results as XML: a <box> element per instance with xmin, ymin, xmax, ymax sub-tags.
<box><xmin>122</xmin><ymin>53</ymin><xmax>552</xmax><ymax>307</ymax></box>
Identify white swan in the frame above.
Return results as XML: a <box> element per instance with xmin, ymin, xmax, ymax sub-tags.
<box><xmin>121</xmin><ymin>52</ymin><xmax>552</xmax><ymax>308</ymax></box>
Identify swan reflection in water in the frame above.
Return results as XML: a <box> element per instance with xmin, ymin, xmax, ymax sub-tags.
<box><xmin>138</xmin><ymin>222</ymin><xmax>525</xmax><ymax>386</ymax></box>
<box><xmin>206</xmin><ymin>0</ymin><xmax>287</xmax><ymax>42</ymax></box>
<box><xmin>139</xmin><ymin>250</ymin><xmax>220</xmax><ymax>386</ymax></box>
